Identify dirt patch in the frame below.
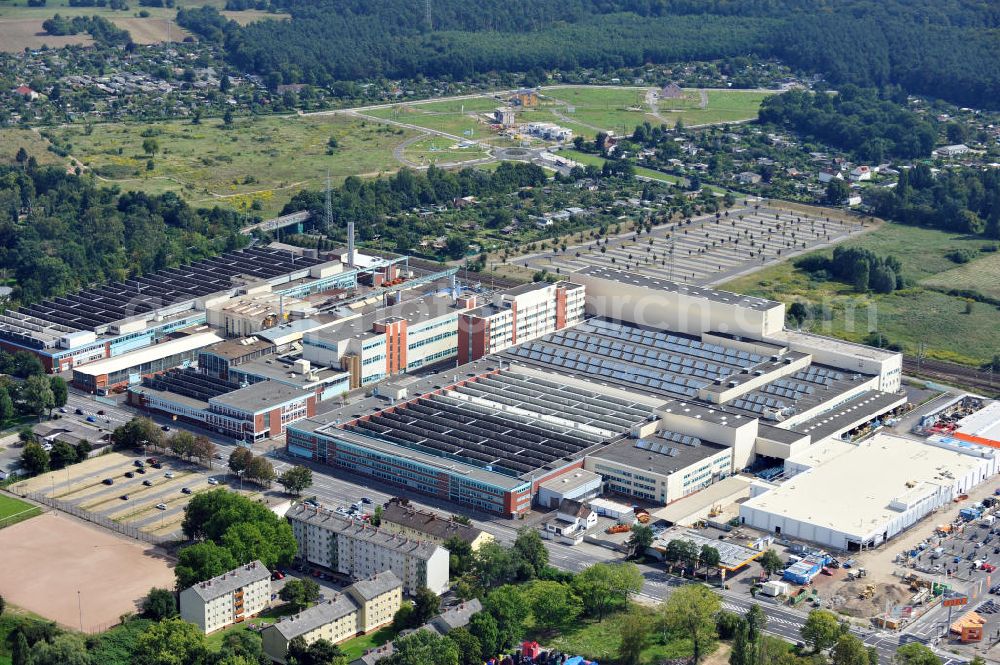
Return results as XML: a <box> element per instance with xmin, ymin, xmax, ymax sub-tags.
<box><xmin>829</xmin><ymin>581</ymin><xmax>912</xmax><ymax>618</ymax></box>
<box><xmin>0</xmin><ymin>19</ymin><xmax>93</xmax><ymax>52</ymax></box>
<box><xmin>0</xmin><ymin>512</ymin><xmax>174</xmax><ymax>632</ymax></box>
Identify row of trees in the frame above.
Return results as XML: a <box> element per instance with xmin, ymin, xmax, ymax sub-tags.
<box><xmin>111</xmin><ymin>417</ymin><xmax>217</xmax><ymax>466</ymax></box>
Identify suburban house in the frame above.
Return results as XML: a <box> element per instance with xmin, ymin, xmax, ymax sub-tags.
<box><xmin>818</xmin><ymin>168</ymin><xmax>843</xmax><ymax>183</ymax></box>
<box><xmin>849</xmin><ymin>166</ymin><xmax>872</xmax><ymax>182</ymax></box>
<box><xmin>544</xmin><ymin>499</ymin><xmax>598</xmax><ymax>543</ymax></box>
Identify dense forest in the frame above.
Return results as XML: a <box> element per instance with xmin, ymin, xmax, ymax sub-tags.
<box><xmin>178</xmin><ymin>0</ymin><xmax>1000</xmax><ymax>108</ymax></box>
<box><xmin>0</xmin><ymin>159</ymin><xmax>248</xmax><ymax>305</ymax></box>
<box><xmin>865</xmin><ymin>165</ymin><xmax>1000</xmax><ymax>238</ymax></box>
<box><xmin>757</xmin><ymin>88</ymin><xmax>937</xmax><ymax>162</ymax></box>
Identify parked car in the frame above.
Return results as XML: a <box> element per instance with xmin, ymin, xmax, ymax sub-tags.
<box><xmin>207</xmin><ymin>478</ymin><xmax>220</xmax><ymax>485</ymax></box>
<box><xmin>161</xmin><ymin>425</ymin><xmax>171</xmax><ymax>432</ymax></box>
<box><xmin>86</xmin><ymin>416</ymin><xmax>97</xmax><ymax>423</ymax></box>
<box><xmin>152</xmin><ymin>463</ymin><xmax>162</xmax><ymax>469</ymax></box>
<box><xmin>155</xmin><ymin>503</ymin><xmax>167</xmax><ymax>510</ymax></box>
<box><xmin>143</xmin><ymin>480</ymin><xmax>153</xmax><ymax>487</ymax></box>
<box><xmin>984</xmin><ymin>563</ymin><xmax>997</xmax><ymax>573</ymax></box>
<box><xmin>361</xmin><ymin>497</ymin><xmax>374</xmax><ymax>505</ymax></box>
<box><xmin>75</xmin><ymin>408</ymin><xmax>84</xmax><ymax>415</ymax></box>
<box><xmin>119</xmin><ymin>495</ymin><xmax>129</xmax><ymax>501</ymax></box>
<box><xmin>136</xmin><ymin>467</ymin><xmax>146</xmax><ymax>475</ymax></box>
<box><xmin>133</xmin><ymin>460</ymin><xmax>145</xmax><ymax>468</ymax></box>
<box><xmin>97</xmin><ymin>410</ymin><xmax>105</xmax><ymax>416</ymax></box>
<box><xmin>102</xmin><ymin>478</ymin><xmax>114</xmax><ymax>485</ymax></box>
<box><xmin>181</xmin><ymin>487</ymin><xmax>191</xmax><ymax>494</ymax></box>
<box><xmin>58</xmin><ymin>408</ymin><xmax>67</xmax><ymax>414</ymax></box>
<box><xmin>146</xmin><ymin>458</ymin><xmax>158</xmax><ymax>464</ymax></box>
<box><xmin>271</xmin><ymin>571</ymin><xmax>285</xmax><ymax>580</ymax></box>
<box><xmin>124</xmin><ymin>471</ymin><xmax>134</xmax><ymax>478</ymax></box>
<box><xmin>164</xmin><ymin>472</ymin><xmax>174</xmax><ymax>479</ymax></box>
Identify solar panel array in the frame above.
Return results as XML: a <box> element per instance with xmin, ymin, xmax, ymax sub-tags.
<box><xmin>504</xmin><ymin>318</ymin><xmax>765</xmax><ymax>401</ymax></box>
<box><xmin>346</xmin><ymin>370</ymin><xmax>649</xmax><ymax>477</ymax></box>
<box><xmin>11</xmin><ymin>248</ymin><xmax>325</xmax><ymax>333</ymax></box>
<box><xmin>144</xmin><ymin>367</ymin><xmax>241</xmax><ymax>402</ymax></box>
<box><xmin>730</xmin><ymin>392</ymin><xmax>788</xmax><ymax>417</ymax></box>
<box><xmin>635</xmin><ymin>438</ymin><xmax>681</xmax><ymax>457</ymax></box>
<box><xmin>760</xmin><ymin>378</ymin><xmax>814</xmax><ymax>401</ymax></box>
<box><xmin>792</xmin><ymin>366</ymin><xmax>844</xmax><ymax>386</ymax></box>
<box><xmin>658</xmin><ymin>429</ymin><xmax>702</xmax><ymax>447</ymax></box>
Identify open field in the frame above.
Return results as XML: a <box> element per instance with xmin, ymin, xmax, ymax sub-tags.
<box><xmin>362</xmin><ymin>104</ymin><xmax>512</xmax><ymax>145</ymax></box>
<box><xmin>920</xmin><ymin>250</ymin><xmax>1000</xmax><ymax>301</ymax></box>
<box><xmin>0</xmin><ymin>511</ymin><xmax>174</xmax><ymax>631</ymax></box>
<box><xmin>537</xmin><ymin>604</ymin><xmax>712</xmax><ymax>664</ymax></box>
<box><xmin>0</xmin><ymin>493</ymin><xmax>40</xmax><ymax>528</ymax></box>
<box><xmin>0</xmin><ymin>18</ymin><xmax>92</xmax><ymax>51</ymax></box>
<box><xmin>541</xmin><ymin>86</ymin><xmax>774</xmax><ymax>137</ymax></box>
<box><xmin>0</xmin><ymin>128</ymin><xmax>63</xmax><ymax>165</ymax></box>
<box><xmin>722</xmin><ymin>223</ymin><xmax>1000</xmax><ymax>365</ymax></box>
<box><xmin>49</xmin><ymin>114</ymin><xmax>417</xmax><ymax>217</ymax></box>
<box><xmin>220</xmin><ymin>9</ymin><xmax>290</xmax><ymax>25</ymax></box>
<box><xmin>401</xmin><ymin>135</ymin><xmax>490</xmax><ymax>165</ymax></box>
<box><xmin>0</xmin><ymin>0</ymin><xmax>282</xmax><ymax>49</ymax></box>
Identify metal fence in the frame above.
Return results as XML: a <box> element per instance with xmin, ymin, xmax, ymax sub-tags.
<box><xmin>23</xmin><ymin>491</ymin><xmax>172</xmax><ymax>546</ymax></box>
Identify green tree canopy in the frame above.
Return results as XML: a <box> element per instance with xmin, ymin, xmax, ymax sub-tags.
<box><xmin>658</xmin><ymin>584</ymin><xmax>721</xmax><ymax>664</ymax></box>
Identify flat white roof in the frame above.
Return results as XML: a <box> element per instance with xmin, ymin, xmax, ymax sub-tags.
<box><xmin>652</xmin><ymin>476</ymin><xmax>752</xmax><ymax>524</ymax></box>
<box><xmin>73</xmin><ymin>332</ymin><xmax>223</xmax><ymax>377</ymax></box>
<box><xmin>957</xmin><ymin>402</ymin><xmax>1000</xmax><ymax>444</ymax></box>
<box><xmin>743</xmin><ymin>433</ymin><xmax>986</xmax><ymax>538</ymax></box>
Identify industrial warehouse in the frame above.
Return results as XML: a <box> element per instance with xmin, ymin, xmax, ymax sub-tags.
<box><xmin>286</xmin><ymin>267</ymin><xmax>917</xmax><ymax>528</ymax></box>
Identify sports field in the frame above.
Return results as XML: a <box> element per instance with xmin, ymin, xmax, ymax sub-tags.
<box><xmin>0</xmin><ymin>494</ymin><xmax>40</xmax><ymax>528</ymax></box>
<box><xmin>47</xmin><ymin>113</ymin><xmax>416</xmax><ymax>217</ymax></box>
<box><xmin>0</xmin><ymin>511</ymin><xmax>174</xmax><ymax>631</ymax></box>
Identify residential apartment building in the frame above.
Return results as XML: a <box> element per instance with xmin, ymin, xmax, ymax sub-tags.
<box><xmin>378</xmin><ymin>499</ymin><xmax>494</xmax><ymax>551</ymax></box>
<box><xmin>261</xmin><ymin>572</ymin><xmax>402</xmax><ymax>664</ymax></box>
<box><xmin>457</xmin><ymin>281</ymin><xmax>584</xmax><ymax>364</ymax></box>
<box><xmin>286</xmin><ymin>504</ymin><xmax>450</xmax><ymax>594</ymax></box>
<box><xmin>179</xmin><ymin>561</ymin><xmax>271</xmax><ymax>634</ymax></box>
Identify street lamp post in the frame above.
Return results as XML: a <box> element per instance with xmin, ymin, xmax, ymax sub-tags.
<box><xmin>237</xmin><ymin>469</ymin><xmax>244</xmax><ymax>492</ymax></box>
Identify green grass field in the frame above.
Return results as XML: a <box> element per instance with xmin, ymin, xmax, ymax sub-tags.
<box><xmin>921</xmin><ymin>250</ymin><xmax>1000</xmax><ymax>300</ymax></box>
<box><xmin>536</xmin><ymin>605</ymin><xmax>713</xmax><ymax>664</ymax></box>
<box><xmin>47</xmin><ymin>114</ymin><xmax>417</xmax><ymax>217</ymax></box>
<box><xmin>362</xmin><ymin>105</ymin><xmax>511</xmax><ymax>145</ymax></box>
<box><xmin>0</xmin><ymin>493</ymin><xmax>40</xmax><ymax>527</ymax></box>
<box><xmin>541</xmin><ymin>86</ymin><xmax>773</xmax><ymax>136</ymax></box>
<box><xmin>338</xmin><ymin>624</ymin><xmax>396</xmax><ymax>661</ymax></box>
<box><xmin>402</xmin><ymin>135</ymin><xmax>490</xmax><ymax>165</ymax></box>
<box><xmin>722</xmin><ymin>223</ymin><xmax>1000</xmax><ymax>365</ymax></box>
<box><xmin>363</xmin><ymin>87</ymin><xmax>773</xmax><ymax>144</ymax></box>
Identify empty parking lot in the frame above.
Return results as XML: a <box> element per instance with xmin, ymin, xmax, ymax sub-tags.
<box><xmin>11</xmin><ymin>451</ymin><xmax>242</xmax><ymax>539</ymax></box>
<box><xmin>520</xmin><ymin>204</ymin><xmax>863</xmax><ymax>286</ymax></box>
